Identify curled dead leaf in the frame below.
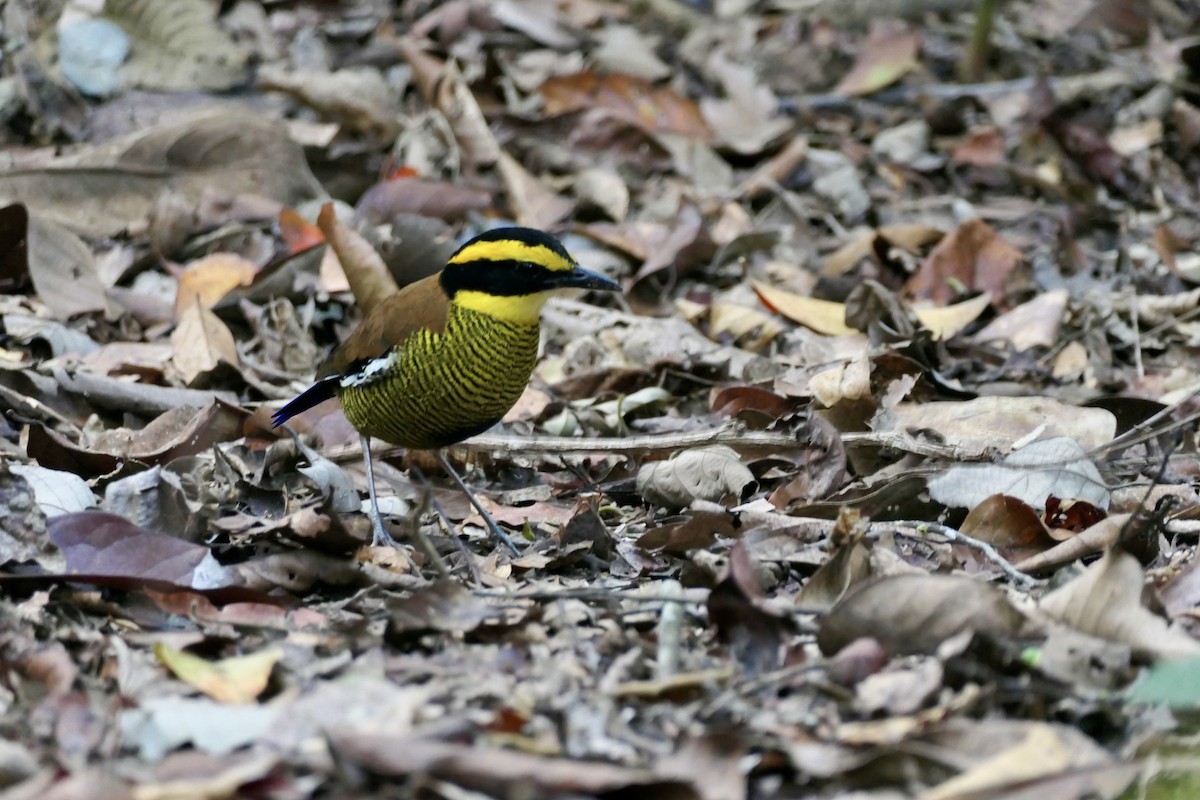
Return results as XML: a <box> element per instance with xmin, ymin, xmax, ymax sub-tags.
<box><xmin>637</xmin><ymin>445</ymin><xmax>756</xmax><ymax>510</ymax></box>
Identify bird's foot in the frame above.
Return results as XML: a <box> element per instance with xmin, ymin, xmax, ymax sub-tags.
<box><xmin>370</xmin><ymin>517</ymin><xmax>401</xmax><ymax>549</ymax></box>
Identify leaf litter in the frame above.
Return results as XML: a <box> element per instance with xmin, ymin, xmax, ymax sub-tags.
<box><xmin>2</xmin><ymin>0</ymin><xmax>1200</xmax><ymax>797</ymax></box>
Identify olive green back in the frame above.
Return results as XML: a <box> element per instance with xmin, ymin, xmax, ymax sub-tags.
<box><xmin>338</xmin><ymin>304</ymin><xmax>540</xmax><ymax>450</ymax></box>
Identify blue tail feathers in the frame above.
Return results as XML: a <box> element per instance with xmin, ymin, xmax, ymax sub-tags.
<box><xmin>272</xmin><ymin>376</ymin><xmax>338</xmax><ymax>427</ymax></box>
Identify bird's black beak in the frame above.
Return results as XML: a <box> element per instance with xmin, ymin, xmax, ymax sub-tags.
<box><xmin>551</xmin><ymin>265</ymin><xmax>621</xmax><ymax>292</ymax></box>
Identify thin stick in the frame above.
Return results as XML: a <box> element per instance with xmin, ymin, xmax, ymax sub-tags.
<box><xmin>323</xmin><ymin>424</ymin><xmax>973</xmax><ymax>465</ymax></box>
<box><xmin>888</xmin><ymin>520</ymin><xmax>1041</xmax><ymax>589</ymax></box>
<box><xmin>655</xmin><ymin>580</ymin><xmax>686</xmax><ymax>679</ymax></box>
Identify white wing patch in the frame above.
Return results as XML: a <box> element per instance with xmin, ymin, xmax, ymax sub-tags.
<box><xmin>339</xmin><ymin>350</ymin><xmax>399</xmax><ymax>388</ymax></box>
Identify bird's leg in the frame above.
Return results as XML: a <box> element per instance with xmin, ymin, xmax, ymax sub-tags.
<box><xmin>436</xmin><ymin>451</ymin><xmax>520</xmax><ymax>555</ymax></box>
<box><xmin>362</xmin><ymin>435</ymin><xmax>450</xmax><ymax>577</ymax></box>
<box><xmin>361</xmin><ymin>434</ymin><xmax>398</xmax><ymax>548</ymax></box>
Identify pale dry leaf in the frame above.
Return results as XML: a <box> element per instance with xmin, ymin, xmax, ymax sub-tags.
<box><xmin>106</xmin><ymin>0</ymin><xmax>249</xmax><ymax>91</ymax></box>
<box><xmin>154</xmin><ymin>644</ymin><xmax>283</xmax><ymax>705</ymax></box>
<box><xmin>171</xmin><ymin>302</ymin><xmax>240</xmax><ymax>384</ymax></box>
<box><xmin>490</xmin><ymin>0</ymin><xmax>578</xmax><ymax>49</ymax></box>
<box><xmin>1039</xmin><ymin>548</ymin><xmax>1200</xmax><ymax>662</ymax></box>
<box><xmin>809</xmin><ymin>352</ymin><xmax>872</xmax><ymax>408</ymax></box>
<box><xmin>0</xmin><ymin>111</ymin><xmax>321</xmax><ymax>237</ymax></box>
<box><xmin>8</xmin><ymin>465</ymin><xmax>97</xmax><ymax>518</ymax></box>
<box><xmin>257</xmin><ymin>67</ymin><xmax>400</xmax><ymax>140</ymax></box>
<box><xmin>27</xmin><ymin>214</ymin><xmax>110</xmax><ymax>319</ymax></box>
<box><xmin>882</xmin><ymin>397</ymin><xmax>1117</xmax><ymax>456</ymax></box>
<box><xmin>818</xmin><ymin>573</ymin><xmax>1028</xmax><ymax>656</ymax></box>
<box><xmin>700</xmin><ymin>56</ymin><xmax>791</xmax><ymax>155</ymax></box>
<box><xmin>591</xmin><ymin>25</ymin><xmax>671</xmax><ymax>80</ymax></box>
<box><xmin>919</xmin><ymin>723</ymin><xmax>1119</xmax><ymax>800</ymax></box>
<box><xmin>753</xmin><ymin>280</ymin><xmax>855</xmax><ymax>336</ymax></box>
<box><xmin>833</xmin><ymin>26</ymin><xmax>920</xmax><ymax>96</ymax></box>
<box><xmin>974</xmin><ymin>289</ymin><xmax>1069</xmax><ymax>350</ymax></box>
<box><xmin>573</xmin><ymin>167</ymin><xmax>629</xmax><ymax>221</ymax></box>
<box><xmin>120</xmin><ymin>697</ymin><xmax>279</xmax><ymax>760</ymax></box>
<box><xmin>927</xmin><ymin>437</ymin><xmax>1109</xmax><ymax>512</ymax></box>
<box><xmin>637</xmin><ymin>445</ymin><xmax>756</xmax><ymax>510</ymax></box>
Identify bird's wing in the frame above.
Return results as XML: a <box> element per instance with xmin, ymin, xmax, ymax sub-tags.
<box><xmin>318</xmin><ymin>273</ymin><xmax>450</xmax><ymax>378</ymax></box>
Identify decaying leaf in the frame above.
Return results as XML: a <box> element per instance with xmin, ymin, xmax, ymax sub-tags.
<box><xmin>106</xmin><ymin>0</ymin><xmax>249</xmax><ymax>91</ymax></box>
<box><xmin>637</xmin><ymin>445</ymin><xmax>756</xmax><ymax>509</ymax></box>
<box><xmin>171</xmin><ymin>301</ymin><xmax>240</xmax><ymax>385</ymax></box>
<box><xmin>818</xmin><ymin>573</ymin><xmax>1029</xmax><ymax>656</ymax></box>
<box><xmin>1039</xmin><ymin>548</ymin><xmax>1200</xmax><ymax>662</ymax></box>
<box><xmin>928</xmin><ymin>437</ymin><xmax>1110</xmax><ymax>512</ymax></box>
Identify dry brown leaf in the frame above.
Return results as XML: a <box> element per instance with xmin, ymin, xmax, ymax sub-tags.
<box><xmin>539</xmin><ymin>71</ymin><xmax>712</xmax><ymax>141</ymax></box>
<box><xmin>356</xmin><ymin>178</ymin><xmax>492</xmax><ymax>224</ymax></box>
<box><xmin>951</xmin><ymin>125</ymin><xmax>1007</xmax><ymax>167</ymax></box>
<box><xmin>435</xmin><ymin>59</ymin><xmax>502</xmax><ymax>169</ymax></box>
<box><xmin>495</xmin><ymin>150</ymin><xmax>573</xmax><ymax>230</ymax></box>
<box><xmin>257</xmin><ymin>66</ymin><xmax>400</xmax><ymax>140</ymax></box>
<box><xmin>316</xmin><ymin>204</ymin><xmax>397</xmax><ymax>315</ymax></box>
<box><xmin>27</xmin><ymin>214</ymin><xmax>111</xmax><ymax>319</ymax></box>
<box><xmin>818</xmin><ymin>573</ymin><xmax>1028</xmax><ymax>656</ymax></box>
<box><xmin>959</xmin><ymin>494</ymin><xmax>1056</xmax><ymax>563</ymax></box>
<box><xmin>173</xmin><ymin>253</ymin><xmax>258</xmax><ymax>320</ymax></box>
<box><xmin>0</xmin><ymin>111</ymin><xmax>321</xmax><ymax>238</ymax></box>
<box><xmin>906</xmin><ymin>219</ymin><xmax>1023</xmax><ymax>304</ymax></box>
<box><xmin>171</xmin><ymin>301</ymin><xmax>240</xmax><ymax>385</ymax></box>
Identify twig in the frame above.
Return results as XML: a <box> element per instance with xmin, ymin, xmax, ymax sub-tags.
<box><xmin>322</xmin><ymin>425</ymin><xmax>976</xmax><ymax>465</ymax></box>
<box><xmin>1090</xmin><ymin>393</ymin><xmax>1200</xmax><ymax>458</ymax></box>
<box><xmin>889</xmin><ymin>520</ymin><xmax>1041</xmax><ymax>588</ymax></box>
<box><xmin>470</xmin><ymin>585</ymin><xmax>709</xmax><ymax>605</ymax></box>
<box><xmin>655</xmin><ymin>580</ymin><xmax>686</xmax><ymax>679</ymax></box>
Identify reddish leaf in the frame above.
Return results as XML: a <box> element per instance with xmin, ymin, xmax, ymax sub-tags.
<box><xmin>47</xmin><ymin>511</ymin><xmax>212</xmax><ymax>585</ymax></box>
<box><xmin>905</xmin><ymin>219</ymin><xmax>1022</xmax><ymax>304</ymax></box>
<box><xmin>277</xmin><ymin>208</ymin><xmax>325</xmax><ymax>254</ymax></box>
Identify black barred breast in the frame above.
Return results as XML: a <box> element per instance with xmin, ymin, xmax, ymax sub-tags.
<box><xmin>338</xmin><ymin>305</ymin><xmax>540</xmax><ymax>450</ymax></box>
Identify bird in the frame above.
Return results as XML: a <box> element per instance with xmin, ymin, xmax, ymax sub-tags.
<box><xmin>272</xmin><ymin>226</ymin><xmax>620</xmax><ymax>551</ymax></box>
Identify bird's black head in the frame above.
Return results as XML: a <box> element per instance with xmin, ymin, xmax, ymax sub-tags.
<box><xmin>440</xmin><ymin>227</ymin><xmax>618</xmax><ymax>300</ymax></box>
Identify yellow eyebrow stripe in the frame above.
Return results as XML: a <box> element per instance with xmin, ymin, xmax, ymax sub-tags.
<box><xmin>448</xmin><ymin>240</ymin><xmax>573</xmax><ymax>271</ymax></box>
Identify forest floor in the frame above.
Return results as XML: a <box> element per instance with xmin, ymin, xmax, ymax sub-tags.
<box><xmin>3</xmin><ymin>0</ymin><xmax>1200</xmax><ymax>797</ymax></box>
